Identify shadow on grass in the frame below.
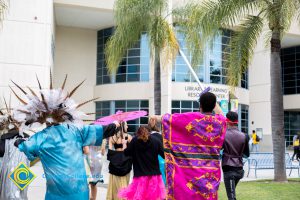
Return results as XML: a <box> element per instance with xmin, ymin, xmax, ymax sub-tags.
<box><xmin>218</xmin><ymin>179</ymin><xmax>300</xmax><ymax>200</ymax></box>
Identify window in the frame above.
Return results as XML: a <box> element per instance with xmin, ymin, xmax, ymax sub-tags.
<box><xmin>281</xmin><ymin>47</ymin><xmax>300</xmax><ymax>95</ymax></box>
<box><xmin>172</xmin><ymin>32</ymin><xmax>204</xmax><ymax>83</ymax></box>
<box><xmin>240</xmin><ymin>105</ymin><xmax>249</xmax><ymax>134</ymax></box>
<box><xmin>96</xmin><ymin>100</ymin><xmax>149</xmax><ymax>135</ymax></box>
<box><xmin>172</xmin><ymin>29</ymin><xmax>248</xmax><ymax>89</ymax></box>
<box><xmin>97</xmin><ymin>28</ymin><xmax>150</xmax><ymax>85</ymax></box>
<box><xmin>171</xmin><ymin>100</ymin><xmax>199</xmax><ymax>114</ymax></box>
<box><xmin>284</xmin><ymin>111</ymin><xmax>300</xmax><ymax>146</ymax></box>
<box><xmin>209</xmin><ymin>30</ymin><xmax>232</xmax><ymax>85</ymax></box>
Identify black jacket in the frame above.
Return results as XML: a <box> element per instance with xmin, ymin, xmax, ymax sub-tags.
<box><xmin>124</xmin><ymin>135</ymin><xmax>164</xmax><ymax>177</ymax></box>
<box><xmin>222</xmin><ymin>127</ymin><xmax>249</xmax><ymax>171</ymax></box>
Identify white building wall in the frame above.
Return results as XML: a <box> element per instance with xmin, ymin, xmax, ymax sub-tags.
<box><xmin>53</xmin><ymin>26</ymin><xmax>97</xmax><ymax>118</ymax></box>
<box><xmin>0</xmin><ymin>0</ymin><xmax>53</xmax><ymax>106</ymax></box>
<box><xmin>249</xmin><ymin>33</ymin><xmax>273</xmax><ymax>151</ymax></box>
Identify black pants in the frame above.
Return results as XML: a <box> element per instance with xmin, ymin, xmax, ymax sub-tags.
<box><xmin>291</xmin><ymin>147</ymin><xmax>299</xmax><ymax>161</ymax></box>
<box><xmin>223</xmin><ymin>169</ymin><xmax>244</xmax><ymax>200</ymax></box>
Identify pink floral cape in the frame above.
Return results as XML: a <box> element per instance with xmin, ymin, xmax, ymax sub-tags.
<box><xmin>162</xmin><ymin>112</ymin><xmax>227</xmax><ymax>200</ymax></box>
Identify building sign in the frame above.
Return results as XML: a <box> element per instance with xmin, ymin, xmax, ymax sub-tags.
<box><xmin>230</xmin><ymin>99</ymin><xmax>239</xmax><ymax>112</ymax></box>
<box><xmin>220</xmin><ymin>100</ymin><xmax>229</xmax><ymax>115</ymax></box>
<box><xmin>184</xmin><ymin>85</ymin><xmax>229</xmax><ymax>101</ymax></box>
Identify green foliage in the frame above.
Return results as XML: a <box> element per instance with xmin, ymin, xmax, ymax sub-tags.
<box><xmin>0</xmin><ymin>0</ymin><xmax>8</xmax><ymax>24</ymax></box>
<box><xmin>174</xmin><ymin>0</ymin><xmax>300</xmax><ymax>87</ymax></box>
<box><xmin>105</xmin><ymin>0</ymin><xmax>178</xmax><ymax>74</ymax></box>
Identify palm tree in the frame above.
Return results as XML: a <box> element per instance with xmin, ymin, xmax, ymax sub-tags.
<box><xmin>105</xmin><ymin>0</ymin><xmax>178</xmax><ymax>115</ymax></box>
<box><xmin>0</xmin><ymin>0</ymin><xmax>8</xmax><ymax>23</ymax></box>
<box><xmin>174</xmin><ymin>0</ymin><xmax>300</xmax><ymax>182</ymax></box>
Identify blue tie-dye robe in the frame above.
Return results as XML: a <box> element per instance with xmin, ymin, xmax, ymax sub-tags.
<box><xmin>18</xmin><ymin>124</ymin><xmax>103</xmax><ymax>200</ymax></box>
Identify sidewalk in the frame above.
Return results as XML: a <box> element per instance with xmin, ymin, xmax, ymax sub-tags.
<box><xmin>27</xmin><ymin>157</ymin><xmax>299</xmax><ymax>200</ymax></box>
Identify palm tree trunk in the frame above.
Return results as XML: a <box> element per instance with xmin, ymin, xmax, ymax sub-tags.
<box><xmin>270</xmin><ymin>30</ymin><xmax>287</xmax><ymax>182</ymax></box>
<box><xmin>154</xmin><ymin>48</ymin><xmax>161</xmax><ymax>115</ymax></box>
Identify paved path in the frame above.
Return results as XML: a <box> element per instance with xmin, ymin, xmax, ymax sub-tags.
<box><xmin>27</xmin><ymin>155</ymin><xmax>299</xmax><ymax>200</ymax></box>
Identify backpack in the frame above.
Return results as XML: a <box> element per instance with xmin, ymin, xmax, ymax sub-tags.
<box><xmin>294</xmin><ymin>139</ymin><xmax>300</xmax><ymax>147</ymax></box>
<box><xmin>256</xmin><ymin>135</ymin><xmax>260</xmax><ymax>142</ymax></box>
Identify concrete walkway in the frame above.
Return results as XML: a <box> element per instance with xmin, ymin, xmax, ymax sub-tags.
<box><xmin>27</xmin><ymin>156</ymin><xmax>300</xmax><ymax>200</ymax></box>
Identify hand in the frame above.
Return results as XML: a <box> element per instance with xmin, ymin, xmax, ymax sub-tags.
<box><xmin>101</xmin><ymin>148</ymin><xmax>105</xmax><ymax>156</ymax></box>
<box><xmin>14</xmin><ymin>139</ymin><xmax>26</xmax><ymax>148</ymax></box>
<box><xmin>113</xmin><ymin>121</ymin><xmax>120</xmax><ymax>128</ymax></box>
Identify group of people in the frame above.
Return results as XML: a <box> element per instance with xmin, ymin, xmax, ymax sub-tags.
<box><xmin>0</xmin><ymin>74</ymin><xmax>251</xmax><ymax>200</ymax></box>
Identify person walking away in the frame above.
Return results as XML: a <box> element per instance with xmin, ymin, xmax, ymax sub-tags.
<box><xmin>292</xmin><ymin>134</ymin><xmax>300</xmax><ymax>161</ymax></box>
<box><xmin>118</xmin><ymin>126</ymin><xmax>166</xmax><ymax>200</ymax></box>
<box><xmin>148</xmin><ymin>116</ymin><xmax>166</xmax><ymax>185</ymax></box>
<box><xmin>106</xmin><ymin>122</ymin><xmax>132</xmax><ymax>200</ymax></box>
<box><xmin>86</xmin><ymin>139</ymin><xmax>107</xmax><ymax>200</ymax></box>
<box><xmin>161</xmin><ymin>92</ymin><xmax>226</xmax><ymax>200</ymax></box>
<box><xmin>222</xmin><ymin>111</ymin><xmax>250</xmax><ymax>200</ymax></box>
<box><xmin>251</xmin><ymin>130</ymin><xmax>260</xmax><ymax>152</ymax></box>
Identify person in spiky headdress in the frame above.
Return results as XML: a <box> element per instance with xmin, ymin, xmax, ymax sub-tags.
<box><xmin>12</xmin><ymin>73</ymin><xmax>120</xmax><ymax>200</ymax></box>
<box><xmin>0</xmin><ymin>96</ymin><xmax>30</xmax><ymax>200</ymax></box>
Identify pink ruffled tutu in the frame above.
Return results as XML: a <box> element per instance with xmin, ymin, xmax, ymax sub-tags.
<box><xmin>118</xmin><ymin>175</ymin><xmax>166</xmax><ymax>200</ymax></box>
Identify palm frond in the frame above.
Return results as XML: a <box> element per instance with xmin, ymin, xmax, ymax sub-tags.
<box><xmin>0</xmin><ymin>0</ymin><xmax>8</xmax><ymax>25</ymax></box>
<box><xmin>106</xmin><ymin>0</ymin><xmax>178</xmax><ymax>74</ymax></box>
<box><xmin>173</xmin><ymin>0</ymin><xmax>263</xmax><ymax>67</ymax></box>
<box><xmin>227</xmin><ymin>15</ymin><xmax>264</xmax><ymax>87</ymax></box>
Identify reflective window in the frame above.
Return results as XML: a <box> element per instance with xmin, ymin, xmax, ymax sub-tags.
<box><xmin>240</xmin><ymin>104</ymin><xmax>249</xmax><ymax>134</ymax></box>
<box><xmin>97</xmin><ymin>28</ymin><xmax>150</xmax><ymax>85</ymax></box>
<box><xmin>281</xmin><ymin>47</ymin><xmax>300</xmax><ymax>94</ymax></box>
<box><xmin>172</xmin><ymin>29</ymin><xmax>248</xmax><ymax>89</ymax></box>
<box><xmin>284</xmin><ymin>111</ymin><xmax>300</xmax><ymax>146</ymax></box>
<box><xmin>96</xmin><ymin>100</ymin><xmax>149</xmax><ymax>135</ymax></box>
<box><xmin>209</xmin><ymin>30</ymin><xmax>231</xmax><ymax>85</ymax></box>
<box><xmin>172</xmin><ymin>32</ymin><xmax>204</xmax><ymax>83</ymax></box>
<box><xmin>171</xmin><ymin>100</ymin><xmax>199</xmax><ymax>114</ymax></box>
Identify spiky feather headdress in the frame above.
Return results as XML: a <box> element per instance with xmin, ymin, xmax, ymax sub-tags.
<box><xmin>11</xmin><ymin>72</ymin><xmax>98</xmax><ymax>132</ymax></box>
<box><xmin>0</xmin><ymin>95</ymin><xmax>19</xmax><ymax>132</ymax></box>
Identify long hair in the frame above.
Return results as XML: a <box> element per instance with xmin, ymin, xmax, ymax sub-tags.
<box><xmin>136</xmin><ymin>126</ymin><xmax>150</xmax><ymax>142</ymax></box>
<box><xmin>148</xmin><ymin>116</ymin><xmax>161</xmax><ymax>132</ymax></box>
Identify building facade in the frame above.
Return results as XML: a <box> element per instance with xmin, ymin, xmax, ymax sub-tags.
<box><xmin>1</xmin><ymin>0</ymin><xmax>300</xmax><ymax>151</ymax></box>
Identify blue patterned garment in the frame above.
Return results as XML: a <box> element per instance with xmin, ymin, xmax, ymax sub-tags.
<box><xmin>18</xmin><ymin>124</ymin><xmax>103</xmax><ymax>200</ymax></box>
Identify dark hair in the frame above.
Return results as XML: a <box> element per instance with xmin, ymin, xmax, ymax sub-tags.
<box><xmin>136</xmin><ymin>126</ymin><xmax>150</xmax><ymax>142</ymax></box>
<box><xmin>252</xmin><ymin>130</ymin><xmax>255</xmax><ymax>133</ymax></box>
<box><xmin>226</xmin><ymin>111</ymin><xmax>238</xmax><ymax>123</ymax></box>
<box><xmin>199</xmin><ymin>92</ymin><xmax>217</xmax><ymax>113</ymax></box>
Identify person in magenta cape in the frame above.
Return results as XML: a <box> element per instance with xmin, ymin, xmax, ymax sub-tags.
<box><xmin>161</xmin><ymin>92</ymin><xmax>226</xmax><ymax>200</ymax></box>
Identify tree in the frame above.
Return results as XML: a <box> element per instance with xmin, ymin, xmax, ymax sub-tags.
<box><xmin>105</xmin><ymin>0</ymin><xmax>178</xmax><ymax>115</ymax></box>
<box><xmin>174</xmin><ymin>0</ymin><xmax>300</xmax><ymax>182</ymax></box>
<box><xmin>0</xmin><ymin>0</ymin><xmax>8</xmax><ymax>23</ymax></box>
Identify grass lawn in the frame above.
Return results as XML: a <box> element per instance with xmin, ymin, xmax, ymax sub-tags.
<box><xmin>218</xmin><ymin>179</ymin><xmax>300</xmax><ymax>200</ymax></box>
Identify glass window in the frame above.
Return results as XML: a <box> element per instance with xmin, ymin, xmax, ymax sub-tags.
<box><xmin>171</xmin><ymin>100</ymin><xmax>199</xmax><ymax>114</ymax></box>
<box><xmin>96</xmin><ymin>28</ymin><xmax>150</xmax><ymax>84</ymax></box>
<box><xmin>284</xmin><ymin>111</ymin><xmax>300</xmax><ymax>147</ymax></box>
<box><xmin>96</xmin><ymin>100</ymin><xmax>149</xmax><ymax>135</ymax></box>
<box><xmin>240</xmin><ymin>105</ymin><xmax>249</xmax><ymax>135</ymax></box>
<box><xmin>281</xmin><ymin>46</ymin><xmax>300</xmax><ymax>95</ymax></box>
<box><xmin>172</xmin><ymin>29</ymin><xmax>248</xmax><ymax>89</ymax></box>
